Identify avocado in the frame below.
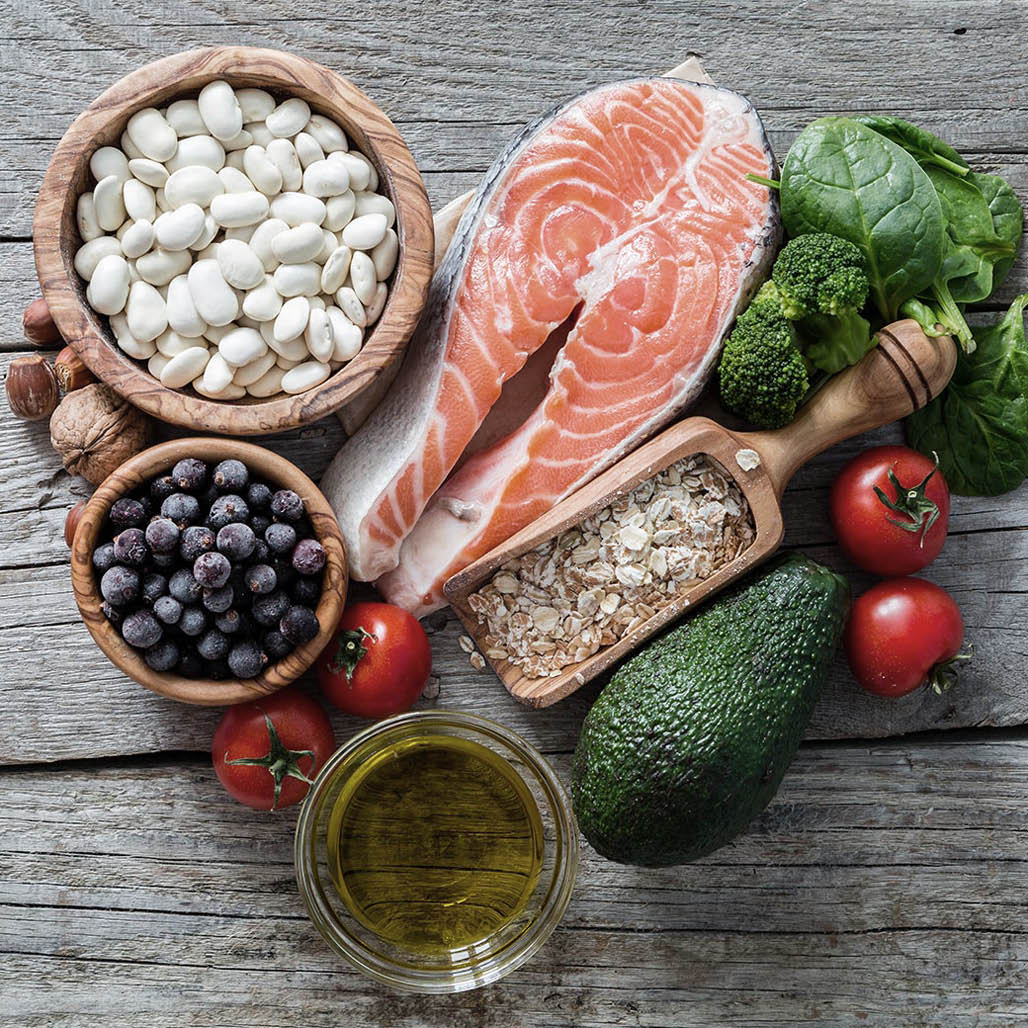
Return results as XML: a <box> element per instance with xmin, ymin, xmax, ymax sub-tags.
<box><xmin>571</xmin><ymin>553</ymin><xmax>849</xmax><ymax>867</ymax></box>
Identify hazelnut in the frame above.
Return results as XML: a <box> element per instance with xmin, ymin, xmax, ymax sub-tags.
<box><xmin>22</xmin><ymin>297</ymin><xmax>62</xmax><ymax>348</ymax></box>
<box><xmin>65</xmin><ymin>499</ymin><xmax>87</xmax><ymax>547</ymax></box>
<box><xmin>5</xmin><ymin>354</ymin><xmax>60</xmax><ymax>421</ymax></box>
<box><xmin>54</xmin><ymin>346</ymin><xmax>96</xmax><ymax>393</ymax></box>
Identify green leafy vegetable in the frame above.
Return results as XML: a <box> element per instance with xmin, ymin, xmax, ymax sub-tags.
<box><xmin>852</xmin><ymin>115</ymin><xmax>969</xmax><ymax>177</ymax></box>
<box><xmin>780</xmin><ymin>118</ymin><xmax>946</xmax><ymax>322</ymax></box>
<box><xmin>905</xmin><ymin>295</ymin><xmax>1028</xmax><ymax>495</ymax></box>
<box><xmin>900</xmin><ymin>297</ymin><xmax>948</xmax><ymax>337</ymax></box>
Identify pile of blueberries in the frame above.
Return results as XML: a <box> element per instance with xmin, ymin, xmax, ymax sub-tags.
<box><xmin>93</xmin><ymin>456</ymin><xmax>326</xmax><ymax>679</ymax></box>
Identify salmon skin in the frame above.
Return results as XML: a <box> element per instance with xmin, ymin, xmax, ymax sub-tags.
<box><xmin>322</xmin><ymin>77</ymin><xmax>780</xmax><ymax>607</ymax></box>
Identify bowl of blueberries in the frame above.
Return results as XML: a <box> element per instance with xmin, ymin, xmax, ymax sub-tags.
<box><xmin>69</xmin><ymin>437</ymin><xmax>347</xmax><ymax>705</ymax></box>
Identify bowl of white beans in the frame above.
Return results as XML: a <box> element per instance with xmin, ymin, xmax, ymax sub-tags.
<box><xmin>34</xmin><ymin>46</ymin><xmax>434</xmax><ymax>436</ymax></box>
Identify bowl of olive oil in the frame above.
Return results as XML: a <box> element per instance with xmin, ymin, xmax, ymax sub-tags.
<box><xmin>294</xmin><ymin>711</ymin><xmax>578</xmax><ymax>992</ymax></box>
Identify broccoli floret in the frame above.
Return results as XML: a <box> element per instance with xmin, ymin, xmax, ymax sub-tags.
<box><xmin>718</xmin><ymin>285</ymin><xmax>810</xmax><ymax>429</ymax></box>
<box><xmin>800</xmin><ymin>311</ymin><xmax>876</xmax><ymax>374</ymax></box>
<box><xmin>772</xmin><ymin>233</ymin><xmax>870</xmax><ymax>318</ymax></box>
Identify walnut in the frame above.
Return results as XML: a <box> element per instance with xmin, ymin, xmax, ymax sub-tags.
<box><xmin>49</xmin><ymin>384</ymin><xmax>153</xmax><ymax>485</ymax></box>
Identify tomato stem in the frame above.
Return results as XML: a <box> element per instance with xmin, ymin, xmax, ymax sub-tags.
<box><xmin>223</xmin><ymin>713</ymin><xmax>316</xmax><ymax>811</ymax></box>
<box><xmin>873</xmin><ymin>453</ymin><xmax>942</xmax><ymax>548</ymax></box>
<box><xmin>329</xmin><ymin>626</ymin><xmax>375</xmax><ymax>681</ymax></box>
<box><xmin>928</xmin><ymin>642</ymin><xmax>974</xmax><ymax>694</ymax></box>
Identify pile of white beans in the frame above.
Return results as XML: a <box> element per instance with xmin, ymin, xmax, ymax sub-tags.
<box><xmin>74</xmin><ymin>81</ymin><xmax>398</xmax><ymax>400</ymax></box>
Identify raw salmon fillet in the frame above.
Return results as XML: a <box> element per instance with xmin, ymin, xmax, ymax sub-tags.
<box><xmin>322</xmin><ymin>77</ymin><xmax>779</xmax><ymax>601</ymax></box>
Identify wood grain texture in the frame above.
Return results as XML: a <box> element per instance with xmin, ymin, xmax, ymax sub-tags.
<box><xmin>34</xmin><ymin>46</ymin><xmax>434</xmax><ymax>436</ymax></box>
<box><xmin>70</xmin><ymin>437</ymin><xmax>347</xmax><ymax>705</ymax></box>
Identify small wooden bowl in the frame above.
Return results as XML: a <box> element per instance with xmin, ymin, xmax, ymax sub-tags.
<box><xmin>70</xmin><ymin>438</ymin><xmax>348</xmax><ymax>706</ymax></box>
<box><xmin>34</xmin><ymin>46</ymin><xmax>433</xmax><ymax>436</ymax></box>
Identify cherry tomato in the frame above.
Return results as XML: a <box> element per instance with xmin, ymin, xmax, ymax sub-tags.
<box><xmin>845</xmin><ymin>577</ymin><xmax>970</xmax><ymax>697</ymax></box>
<box><xmin>830</xmin><ymin>445</ymin><xmax>949</xmax><ymax>576</ymax></box>
<box><xmin>212</xmin><ymin>688</ymin><xmax>335</xmax><ymax>810</ymax></box>
<box><xmin>317</xmin><ymin>602</ymin><xmax>432</xmax><ymax>719</ymax></box>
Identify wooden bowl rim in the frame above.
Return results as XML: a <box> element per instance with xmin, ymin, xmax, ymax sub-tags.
<box><xmin>34</xmin><ymin>45</ymin><xmax>433</xmax><ymax>436</ymax></box>
<box><xmin>70</xmin><ymin>437</ymin><xmax>348</xmax><ymax>706</ymax></box>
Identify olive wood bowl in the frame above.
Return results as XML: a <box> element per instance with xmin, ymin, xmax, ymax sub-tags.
<box><xmin>34</xmin><ymin>46</ymin><xmax>434</xmax><ymax>436</ymax></box>
<box><xmin>70</xmin><ymin>438</ymin><xmax>348</xmax><ymax>705</ymax></box>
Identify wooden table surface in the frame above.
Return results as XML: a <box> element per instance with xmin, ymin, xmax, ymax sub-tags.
<box><xmin>4</xmin><ymin>1</ymin><xmax>1028</xmax><ymax>1024</ymax></box>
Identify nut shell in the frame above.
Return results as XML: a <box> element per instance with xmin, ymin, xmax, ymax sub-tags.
<box><xmin>5</xmin><ymin>354</ymin><xmax>60</xmax><ymax>420</ymax></box>
<box><xmin>50</xmin><ymin>383</ymin><xmax>153</xmax><ymax>485</ymax></box>
<box><xmin>54</xmin><ymin>346</ymin><xmax>96</xmax><ymax>393</ymax></box>
<box><xmin>23</xmin><ymin>297</ymin><xmax>62</xmax><ymax>348</ymax></box>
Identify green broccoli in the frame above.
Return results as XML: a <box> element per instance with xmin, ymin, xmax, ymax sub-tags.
<box><xmin>718</xmin><ymin>282</ymin><xmax>810</xmax><ymax>429</ymax></box>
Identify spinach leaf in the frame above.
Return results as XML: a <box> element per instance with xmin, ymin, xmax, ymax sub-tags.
<box><xmin>852</xmin><ymin>115</ymin><xmax>969</xmax><ymax>176</ymax></box>
<box><xmin>905</xmin><ymin>294</ymin><xmax>1028</xmax><ymax>495</ymax></box>
<box><xmin>967</xmin><ymin>170</ymin><xmax>1024</xmax><ymax>289</ymax></box>
<box><xmin>780</xmin><ymin>118</ymin><xmax>945</xmax><ymax>322</ymax></box>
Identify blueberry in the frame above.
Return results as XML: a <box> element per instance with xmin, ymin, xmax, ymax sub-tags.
<box><xmin>250</xmin><ymin>514</ymin><xmax>272</xmax><ymax>538</ymax></box>
<box><xmin>217</xmin><ymin>522</ymin><xmax>255</xmax><ymax>561</ymax></box>
<box><xmin>264</xmin><ymin>522</ymin><xmax>297</xmax><ymax>554</ymax></box>
<box><xmin>262</xmin><ymin>630</ymin><xmax>293</xmax><ymax>660</ymax></box>
<box><xmin>196</xmin><ymin>628</ymin><xmax>230</xmax><ymax>661</ymax></box>
<box><xmin>144</xmin><ymin>639</ymin><xmax>180</xmax><ymax>672</ymax></box>
<box><xmin>141</xmin><ymin>572</ymin><xmax>168</xmax><ymax>606</ymax></box>
<box><xmin>153</xmin><ymin>595</ymin><xmax>183</xmax><ymax>625</ymax></box>
<box><xmin>110</xmin><ymin>497</ymin><xmax>147</xmax><ymax>529</ymax></box>
<box><xmin>100</xmin><ymin>566</ymin><xmax>140</xmax><ymax>606</ymax></box>
<box><xmin>121</xmin><ymin>610</ymin><xmax>163</xmax><ymax>649</ymax></box>
<box><xmin>204</xmin><ymin>660</ymin><xmax>231</xmax><ymax>681</ymax></box>
<box><xmin>252</xmin><ymin>590</ymin><xmax>290</xmax><ymax>627</ymax></box>
<box><xmin>152</xmin><ymin>552</ymin><xmax>176</xmax><ymax>569</ymax></box>
<box><xmin>202</xmin><ymin>584</ymin><xmax>234</xmax><ymax>614</ymax></box>
<box><xmin>113</xmin><ymin>528</ymin><xmax>148</xmax><ymax>566</ymax></box>
<box><xmin>292</xmin><ymin>538</ymin><xmax>326</xmax><ymax>575</ymax></box>
<box><xmin>194</xmin><ymin>551</ymin><xmax>231</xmax><ymax>589</ymax></box>
<box><xmin>270</xmin><ymin>556</ymin><xmax>297</xmax><ymax>589</ymax></box>
<box><xmin>101</xmin><ymin>600</ymin><xmax>123</xmax><ymax>625</ymax></box>
<box><xmin>178</xmin><ymin>606</ymin><xmax>207</xmax><ymax>637</ymax></box>
<box><xmin>213</xmin><ymin>459</ymin><xmax>249</xmax><ymax>493</ymax></box>
<box><xmin>150</xmin><ymin>474</ymin><xmax>177</xmax><ymax>503</ymax></box>
<box><xmin>227</xmin><ymin>639</ymin><xmax>266</xmax><ymax>679</ymax></box>
<box><xmin>247</xmin><ymin>482</ymin><xmax>273</xmax><ymax>511</ymax></box>
<box><xmin>214</xmin><ymin>609</ymin><xmax>244</xmax><ymax>634</ymax></box>
<box><xmin>169</xmin><ymin>568</ymin><xmax>203</xmax><ymax>605</ymax></box>
<box><xmin>291</xmin><ymin>576</ymin><xmax>321</xmax><ymax>606</ymax></box>
<box><xmin>178</xmin><ymin>651</ymin><xmax>204</xmax><ymax>678</ymax></box>
<box><xmin>145</xmin><ymin>517</ymin><xmax>180</xmax><ymax>554</ymax></box>
<box><xmin>251</xmin><ymin>538</ymin><xmax>271</xmax><ymax>564</ymax></box>
<box><xmin>92</xmin><ymin>542</ymin><xmax>117</xmax><ymax>574</ymax></box>
<box><xmin>161</xmin><ymin>493</ymin><xmax>200</xmax><ymax>527</ymax></box>
<box><xmin>172</xmin><ymin>458</ymin><xmax>208</xmax><ymax>492</ymax></box>
<box><xmin>270</xmin><ymin>489</ymin><xmax>304</xmax><ymax>522</ymax></box>
<box><xmin>180</xmin><ymin>525</ymin><xmax>216</xmax><ymax>562</ymax></box>
<box><xmin>280</xmin><ymin>605</ymin><xmax>319</xmax><ymax>644</ymax></box>
<box><xmin>207</xmin><ymin>494</ymin><xmax>249</xmax><ymax>530</ymax></box>
<box><xmin>244</xmin><ymin>564</ymin><xmax>277</xmax><ymax>595</ymax></box>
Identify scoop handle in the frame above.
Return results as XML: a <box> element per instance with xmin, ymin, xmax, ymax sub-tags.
<box><xmin>740</xmin><ymin>320</ymin><xmax>958</xmax><ymax>500</ymax></box>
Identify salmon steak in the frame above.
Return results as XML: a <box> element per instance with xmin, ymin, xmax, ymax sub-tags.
<box><xmin>321</xmin><ymin>77</ymin><xmax>779</xmax><ymax>611</ymax></box>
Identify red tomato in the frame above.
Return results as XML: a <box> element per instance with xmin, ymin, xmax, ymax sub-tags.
<box><xmin>316</xmin><ymin>601</ymin><xmax>432</xmax><ymax>719</ymax></box>
<box><xmin>211</xmin><ymin>688</ymin><xmax>335</xmax><ymax>810</ymax></box>
<box><xmin>845</xmin><ymin>577</ymin><xmax>970</xmax><ymax>697</ymax></box>
<box><xmin>830</xmin><ymin>446</ymin><xmax>949</xmax><ymax>576</ymax></box>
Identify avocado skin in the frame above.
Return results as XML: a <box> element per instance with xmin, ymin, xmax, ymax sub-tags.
<box><xmin>571</xmin><ymin>553</ymin><xmax>850</xmax><ymax>867</ymax></box>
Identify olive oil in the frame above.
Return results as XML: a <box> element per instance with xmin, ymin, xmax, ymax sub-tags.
<box><xmin>326</xmin><ymin>735</ymin><xmax>544</xmax><ymax>954</ymax></box>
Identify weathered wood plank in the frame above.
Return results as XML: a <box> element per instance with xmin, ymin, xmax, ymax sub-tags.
<box><xmin>4</xmin><ymin>739</ymin><xmax>1028</xmax><ymax>1025</ymax></box>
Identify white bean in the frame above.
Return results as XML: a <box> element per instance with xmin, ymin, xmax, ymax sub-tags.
<box><xmin>224</xmin><ymin>149</ymin><xmax>246</xmax><ymax>172</ymax></box>
<box><xmin>294</xmin><ymin>132</ymin><xmax>325</xmax><ymax>169</ymax></box>
<box><xmin>122</xmin><ymin>179</ymin><xmax>156</xmax><ymax>222</ymax></box>
<box><xmin>271</xmin><ymin>223</ymin><xmax>324</xmax><ymax>264</ymax></box>
<box><xmin>166</xmin><ymin>274</ymin><xmax>207</xmax><ymax>337</ymax></box>
<box><xmin>270</xmin><ymin>192</ymin><xmax>325</xmax><ymax>228</ymax></box>
<box><xmin>320</xmin><ymin>245</ymin><xmax>352</xmax><ymax>294</ymax></box>
<box><xmin>216</xmin><ymin>238</ymin><xmax>265</xmax><ymax>289</ymax></box>
<box><xmin>334</xmin><ymin>285</ymin><xmax>367</xmax><ymax>327</ymax></box>
<box><xmin>355</xmin><ymin>191</ymin><xmax>395</xmax><ymax>226</ymax></box>
<box><xmin>232</xmin><ymin>349</ymin><xmax>277</xmax><ymax>387</ymax></box>
<box><xmin>246</xmin><ymin>122</ymin><xmax>274</xmax><ymax>147</ymax></box>
<box><xmin>201</xmin><ymin>351</ymin><xmax>235</xmax><ymax>394</ymax></box>
<box><xmin>154</xmin><ymin>187</ymin><xmax>169</xmax><ymax>212</ymax></box>
<box><xmin>224</xmin><ymin>224</ymin><xmax>256</xmax><ymax>243</ymax></box>
<box><xmin>210</xmin><ymin>191</ymin><xmax>269</xmax><ymax>228</ymax></box>
<box><xmin>155</xmin><ymin>328</ymin><xmax>198</xmax><ymax>357</ymax></box>
<box><xmin>164</xmin><ymin>165</ymin><xmax>224</xmax><ymax>209</ymax></box>
<box><xmin>116</xmin><ymin>329</ymin><xmax>158</xmax><ymax>360</ymax></box>
<box><xmin>323</xmin><ymin>190</ymin><xmax>356</xmax><ymax>232</ymax></box>
<box><xmin>342</xmin><ymin>212</ymin><xmax>388</xmax><ymax>251</ymax></box>
<box><xmin>126</xmin><ymin>108</ymin><xmax>178</xmax><ymax>162</ymax></box>
<box><xmin>365</xmin><ymin>281</ymin><xmax>388</xmax><ymax>325</ymax></box>
<box><xmin>121</xmin><ymin>219</ymin><xmax>155</xmax><ymax>259</ymax></box>
<box><xmin>266</xmin><ymin>98</ymin><xmax>311</xmax><ymax>138</ymax></box>
<box><xmin>249</xmin><ymin>218</ymin><xmax>289</xmax><ymax>271</ymax></box>
<box><xmin>281</xmin><ymin>360</ymin><xmax>330</xmax><ymax>393</ymax></box>
<box><xmin>160</xmin><ymin>346</ymin><xmax>210</xmax><ymax>388</ymax></box>
<box><xmin>125</xmin><ymin>280</ymin><xmax>168</xmax><ymax>342</ymax></box>
<box><xmin>136</xmin><ymin>247</ymin><xmax>192</xmax><ymax>286</ymax></box>
<box><xmin>89</xmin><ymin>146</ymin><xmax>131</xmax><ymax>184</ymax></box>
<box><xmin>188</xmin><ymin>259</ymin><xmax>239</xmax><ymax>326</ymax></box>
<box><xmin>197</xmin><ymin>80</ymin><xmax>243</xmax><ymax>142</ymax></box>
<box><xmin>203</xmin><ymin>322</ymin><xmax>233</xmax><ymax>345</ymax></box>
<box><xmin>154</xmin><ymin>203</ymin><xmax>206</xmax><ymax>250</ymax></box>
<box><xmin>127</xmin><ymin>259</ymin><xmax>142</xmax><ymax>284</ymax></box>
<box><xmin>242</xmin><ymin>145</ymin><xmax>282</xmax><ymax>196</ymax></box>
<box><xmin>348</xmin><ymin>251</ymin><xmax>377</xmax><ymax>305</ymax></box>
<box><xmin>166</xmin><ymin>99</ymin><xmax>207</xmax><ymax>137</ymax></box>
<box><xmin>218</xmin><ymin>166</ymin><xmax>255</xmax><ymax>194</ymax></box>
<box><xmin>264</xmin><ymin>139</ymin><xmax>303</xmax><ymax>191</ymax></box>
<box><xmin>371</xmin><ymin>228</ymin><xmax>399</xmax><ymax>280</ymax></box>
<box><xmin>86</xmin><ymin>254</ymin><xmax>131</xmax><ymax>315</ymax></box>
<box><xmin>276</xmin><ymin>355</ymin><xmax>303</xmax><ymax>370</ymax></box>
<box><xmin>218</xmin><ymin>326</ymin><xmax>267</xmax><ymax>367</ymax></box>
<box><xmin>121</xmin><ymin>132</ymin><xmax>144</xmax><ymax>162</ymax></box>
<box><xmin>237</xmin><ymin>88</ymin><xmax>275</xmax><ymax>122</ymax></box>
<box><xmin>309</xmin><ymin>295</ymin><xmax>325</xmax><ymax>311</ymax></box>
<box><xmin>326</xmin><ymin>306</ymin><xmax>363</xmax><ymax>361</ymax></box>
<box><xmin>195</xmin><ymin>376</ymin><xmax>246</xmax><ymax>399</ymax></box>
<box><xmin>302</xmin><ymin>159</ymin><xmax>349</xmax><ymax>198</ymax></box>
<box><xmin>242</xmin><ymin>275</ymin><xmax>284</xmax><ymax>321</ymax></box>
<box><xmin>273</xmin><ymin>261</ymin><xmax>321</xmax><ymax>298</ymax></box>
<box><xmin>128</xmin><ymin>158</ymin><xmax>168</xmax><ymax>187</ymax></box>
<box><xmin>190</xmin><ymin>214</ymin><xmax>219</xmax><ymax>252</ymax></box>
<box><xmin>148</xmin><ymin>351</ymin><xmax>170</xmax><ymax>378</ymax></box>
<box><xmin>305</xmin><ymin>114</ymin><xmax>348</xmax><ymax>154</ymax></box>
<box><xmin>305</xmin><ymin>307</ymin><xmax>334</xmax><ymax>362</ymax></box>
<box><xmin>246</xmin><ymin>365</ymin><xmax>286</xmax><ymax>397</ymax></box>
<box><xmin>331</xmin><ymin>152</ymin><xmax>371</xmax><ymax>192</ymax></box>
<box><xmin>221</xmin><ymin>129</ymin><xmax>254</xmax><ymax>152</ymax></box>
<box><xmin>93</xmin><ymin>175</ymin><xmax>126</xmax><ymax>232</ymax></box>
<box><xmin>75</xmin><ymin>236</ymin><xmax>123</xmax><ymax>279</ymax></box>
<box><xmin>76</xmin><ymin>193</ymin><xmax>102</xmax><ymax>242</ymax></box>
<box><xmin>166</xmin><ymin>135</ymin><xmax>226</xmax><ymax>174</ymax></box>
<box><xmin>274</xmin><ymin>295</ymin><xmax>310</xmax><ymax>342</ymax></box>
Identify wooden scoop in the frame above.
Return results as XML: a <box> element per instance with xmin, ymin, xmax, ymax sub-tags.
<box><xmin>444</xmin><ymin>322</ymin><xmax>957</xmax><ymax>708</ymax></box>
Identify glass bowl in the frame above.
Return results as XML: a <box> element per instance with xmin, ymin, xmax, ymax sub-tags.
<box><xmin>294</xmin><ymin>710</ymin><xmax>578</xmax><ymax>993</ymax></box>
